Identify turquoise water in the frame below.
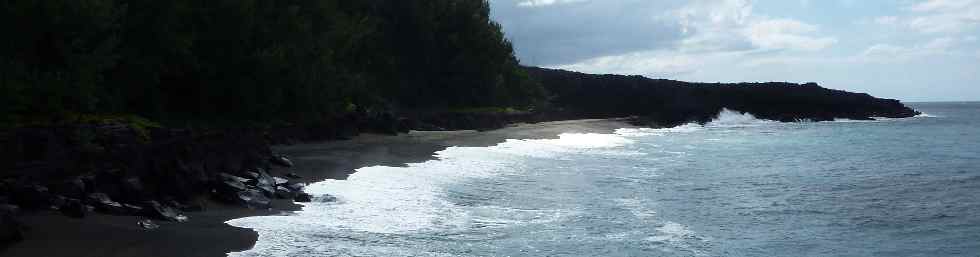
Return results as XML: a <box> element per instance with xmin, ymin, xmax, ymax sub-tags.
<box><xmin>228</xmin><ymin>102</ymin><xmax>980</xmax><ymax>257</ymax></box>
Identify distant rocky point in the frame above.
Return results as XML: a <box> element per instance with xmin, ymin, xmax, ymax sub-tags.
<box><xmin>526</xmin><ymin>67</ymin><xmax>920</xmax><ymax>128</ymax></box>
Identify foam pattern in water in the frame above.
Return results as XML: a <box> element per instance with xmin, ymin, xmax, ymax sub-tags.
<box><xmin>227</xmin><ymin>132</ymin><xmax>643</xmax><ymax>256</ymax></box>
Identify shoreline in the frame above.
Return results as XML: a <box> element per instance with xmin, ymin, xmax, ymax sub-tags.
<box><xmin>2</xmin><ymin>119</ymin><xmax>634</xmax><ymax>257</ymax></box>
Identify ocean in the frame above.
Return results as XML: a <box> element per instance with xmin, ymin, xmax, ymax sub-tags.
<box><xmin>228</xmin><ymin>102</ymin><xmax>980</xmax><ymax>257</ymax></box>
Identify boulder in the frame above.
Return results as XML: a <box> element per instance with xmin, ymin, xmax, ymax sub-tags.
<box><xmin>274</xmin><ymin>186</ymin><xmax>296</xmax><ymax>199</ymax></box>
<box><xmin>142</xmin><ymin>201</ymin><xmax>188</xmax><ymax>222</ymax></box>
<box><xmin>120</xmin><ymin>177</ymin><xmax>147</xmax><ymax>202</ymax></box>
<box><xmin>294</xmin><ymin>192</ymin><xmax>313</xmax><ymax>203</ymax></box>
<box><xmin>285</xmin><ymin>182</ymin><xmax>306</xmax><ymax>192</ymax></box>
<box><xmin>12</xmin><ymin>184</ymin><xmax>52</xmax><ymax>209</ymax></box>
<box><xmin>243</xmin><ymin>171</ymin><xmax>261</xmax><ymax>181</ymax></box>
<box><xmin>0</xmin><ymin>204</ymin><xmax>23</xmax><ymax>244</ymax></box>
<box><xmin>137</xmin><ymin>219</ymin><xmax>160</xmax><ymax>230</ymax></box>
<box><xmin>122</xmin><ymin>203</ymin><xmax>144</xmax><ymax>214</ymax></box>
<box><xmin>251</xmin><ymin>171</ymin><xmax>277</xmax><ymax>197</ymax></box>
<box><xmin>317</xmin><ymin>194</ymin><xmax>338</xmax><ymax>203</ymax></box>
<box><xmin>53</xmin><ymin>178</ymin><xmax>87</xmax><ymax>199</ymax></box>
<box><xmin>270</xmin><ymin>155</ymin><xmax>294</xmax><ymax>167</ymax></box>
<box><xmin>237</xmin><ymin>189</ymin><xmax>271</xmax><ymax>209</ymax></box>
<box><xmin>85</xmin><ymin>193</ymin><xmax>128</xmax><ymax>215</ymax></box>
<box><xmin>60</xmin><ymin>199</ymin><xmax>88</xmax><ymax>218</ymax></box>
<box><xmin>273</xmin><ymin>177</ymin><xmax>289</xmax><ymax>186</ymax></box>
<box><xmin>216</xmin><ymin>173</ymin><xmax>249</xmax><ymax>193</ymax></box>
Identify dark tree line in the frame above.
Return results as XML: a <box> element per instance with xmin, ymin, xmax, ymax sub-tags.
<box><xmin>0</xmin><ymin>0</ymin><xmax>542</xmax><ymax>126</ymax></box>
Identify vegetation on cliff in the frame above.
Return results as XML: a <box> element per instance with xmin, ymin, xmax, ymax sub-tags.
<box><xmin>0</xmin><ymin>0</ymin><xmax>542</xmax><ymax>127</ymax></box>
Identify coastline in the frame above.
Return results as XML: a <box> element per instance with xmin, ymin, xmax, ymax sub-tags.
<box><xmin>2</xmin><ymin>119</ymin><xmax>634</xmax><ymax>257</ymax></box>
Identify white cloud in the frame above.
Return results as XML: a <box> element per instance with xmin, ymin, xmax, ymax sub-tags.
<box><xmin>516</xmin><ymin>0</ymin><xmax>589</xmax><ymax>7</ymax></box>
<box><xmin>905</xmin><ymin>0</ymin><xmax>980</xmax><ymax>33</ymax></box>
<box><xmin>908</xmin><ymin>0</ymin><xmax>977</xmax><ymax>12</ymax></box>
<box><xmin>539</xmin><ymin>0</ymin><xmax>837</xmax><ymax>77</ymax></box>
<box><xmin>862</xmin><ymin>44</ymin><xmax>908</xmax><ymax>57</ymax></box>
<box><xmin>673</xmin><ymin>0</ymin><xmax>835</xmax><ymax>52</ymax></box>
<box><xmin>555</xmin><ymin>50</ymin><xmax>706</xmax><ymax>77</ymax></box>
<box><xmin>744</xmin><ymin>19</ymin><xmax>838</xmax><ymax>51</ymax></box>
<box><xmin>860</xmin><ymin>37</ymin><xmax>964</xmax><ymax>62</ymax></box>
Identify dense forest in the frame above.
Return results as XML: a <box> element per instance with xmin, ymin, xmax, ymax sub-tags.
<box><xmin>0</xmin><ymin>0</ymin><xmax>543</xmax><ymax>126</ymax></box>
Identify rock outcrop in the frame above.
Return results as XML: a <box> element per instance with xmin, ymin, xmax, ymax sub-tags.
<box><xmin>525</xmin><ymin>67</ymin><xmax>920</xmax><ymax>127</ymax></box>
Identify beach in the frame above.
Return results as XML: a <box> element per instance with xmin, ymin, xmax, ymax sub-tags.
<box><xmin>1</xmin><ymin>119</ymin><xmax>633</xmax><ymax>257</ymax></box>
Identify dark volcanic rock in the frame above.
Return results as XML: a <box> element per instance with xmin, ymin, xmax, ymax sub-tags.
<box><xmin>274</xmin><ymin>186</ymin><xmax>296</xmax><ymax>199</ymax></box>
<box><xmin>252</xmin><ymin>170</ymin><xmax>277</xmax><ymax>197</ymax></box>
<box><xmin>273</xmin><ymin>177</ymin><xmax>289</xmax><ymax>186</ymax></box>
<box><xmin>217</xmin><ymin>173</ymin><xmax>249</xmax><ymax>192</ymax></box>
<box><xmin>284</xmin><ymin>173</ymin><xmax>302</xmax><ymax>179</ymax></box>
<box><xmin>317</xmin><ymin>194</ymin><xmax>338</xmax><ymax>203</ymax></box>
<box><xmin>0</xmin><ymin>204</ymin><xmax>23</xmax><ymax>244</ymax></box>
<box><xmin>59</xmin><ymin>199</ymin><xmax>87</xmax><ymax>218</ymax></box>
<box><xmin>12</xmin><ymin>184</ymin><xmax>52</xmax><ymax>209</ymax></box>
<box><xmin>52</xmin><ymin>178</ymin><xmax>87</xmax><ymax>199</ymax></box>
<box><xmin>122</xmin><ymin>203</ymin><xmax>144</xmax><ymax>214</ymax></box>
<box><xmin>524</xmin><ymin>66</ymin><xmax>921</xmax><ymax>125</ymax></box>
<box><xmin>143</xmin><ymin>201</ymin><xmax>187</xmax><ymax>222</ymax></box>
<box><xmin>270</xmin><ymin>155</ymin><xmax>294</xmax><ymax>167</ymax></box>
<box><xmin>294</xmin><ymin>192</ymin><xmax>312</xmax><ymax>203</ymax></box>
<box><xmin>237</xmin><ymin>189</ymin><xmax>271</xmax><ymax>209</ymax></box>
<box><xmin>86</xmin><ymin>193</ymin><xmax>127</xmax><ymax>215</ymax></box>
<box><xmin>137</xmin><ymin>219</ymin><xmax>160</xmax><ymax>230</ymax></box>
<box><xmin>120</xmin><ymin>177</ymin><xmax>148</xmax><ymax>203</ymax></box>
<box><xmin>285</xmin><ymin>183</ymin><xmax>306</xmax><ymax>192</ymax></box>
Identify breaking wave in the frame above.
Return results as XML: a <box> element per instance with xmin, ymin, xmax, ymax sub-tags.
<box><xmin>615</xmin><ymin>108</ymin><xmax>772</xmax><ymax>137</ymax></box>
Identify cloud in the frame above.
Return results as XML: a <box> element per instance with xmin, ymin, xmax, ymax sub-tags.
<box><xmin>744</xmin><ymin>19</ymin><xmax>838</xmax><ymax>51</ymax></box>
<box><xmin>490</xmin><ymin>0</ymin><xmax>686</xmax><ymax>65</ymax></box>
<box><xmin>491</xmin><ymin>0</ymin><xmax>835</xmax><ymax>67</ymax></box>
<box><xmin>517</xmin><ymin>0</ymin><xmax>589</xmax><ymax>7</ymax></box>
<box><xmin>904</xmin><ymin>0</ymin><xmax>980</xmax><ymax>33</ymax></box>
<box><xmin>554</xmin><ymin>50</ymin><xmax>704</xmax><ymax>77</ymax></box>
<box><xmin>908</xmin><ymin>0</ymin><xmax>977</xmax><ymax>12</ymax></box>
<box><xmin>860</xmin><ymin>37</ymin><xmax>964</xmax><ymax>62</ymax></box>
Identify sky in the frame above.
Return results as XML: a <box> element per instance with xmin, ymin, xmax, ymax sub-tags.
<box><xmin>488</xmin><ymin>0</ymin><xmax>980</xmax><ymax>102</ymax></box>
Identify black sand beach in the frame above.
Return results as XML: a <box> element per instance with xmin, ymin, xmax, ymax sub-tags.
<box><xmin>1</xmin><ymin>119</ymin><xmax>633</xmax><ymax>257</ymax></box>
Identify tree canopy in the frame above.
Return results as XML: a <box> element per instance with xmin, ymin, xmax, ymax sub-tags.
<box><xmin>0</xmin><ymin>0</ymin><xmax>543</xmax><ymax>126</ymax></box>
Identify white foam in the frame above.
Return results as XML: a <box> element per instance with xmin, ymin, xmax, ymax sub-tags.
<box><xmin>706</xmin><ymin>108</ymin><xmax>773</xmax><ymax>127</ymax></box>
<box><xmin>615</xmin><ymin>198</ymin><xmax>657</xmax><ymax>219</ymax></box>
<box><xmin>616</xmin><ymin>108</ymin><xmax>775</xmax><ymax>137</ymax></box>
<box><xmin>227</xmin><ymin>132</ymin><xmax>637</xmax><ymax>256</ymax></box>
<box><xmin>834</xmin><ymin>112</ymin><xmax>939</xmax><ymax>123</ymax></box>
<box><xmin>615</xmin><ymin>123</ymin><xmax>703</xmax><ymax>137</ymax></box>
<box><xmin>647</xmin><ymin>221</ymin><xmax>707</xmax><ymax>256</ymax></box>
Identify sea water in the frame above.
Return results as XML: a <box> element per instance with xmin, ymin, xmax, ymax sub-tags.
<box><xmin>228</xmin><ymin>102</ymin><xmax>980</xmax><ymax>257</ymax></box>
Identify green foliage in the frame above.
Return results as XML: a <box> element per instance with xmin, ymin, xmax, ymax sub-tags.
<box><xmin>0</xmin><ymin>0</ymin><xmax>543</xmax><ymax>126</ymax></box>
